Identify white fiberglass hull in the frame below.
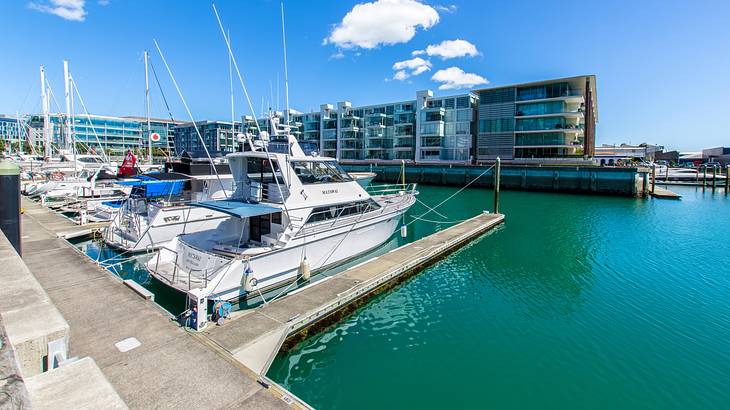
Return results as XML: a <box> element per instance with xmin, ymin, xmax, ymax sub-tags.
<box><xmin>103</xmin><ymin>205</ymin><xmax>230</xmax><ymax>253</ymax></box>
<box><xmin>147</xmin><ymin>194</ymin><xmax>414</xmax><ymax>302</ymax></box>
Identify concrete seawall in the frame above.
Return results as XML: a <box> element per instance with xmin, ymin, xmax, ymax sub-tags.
<box><xmin>342</xmin><ymin>163</ymin><xmax>649</xmax><ymax>197</ymax></box>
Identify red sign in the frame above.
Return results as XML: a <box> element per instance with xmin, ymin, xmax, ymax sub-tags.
<box><xmin>150</xmin><ymin>132</ymin><xmax>161</xmax><ymax>142</ymax></box>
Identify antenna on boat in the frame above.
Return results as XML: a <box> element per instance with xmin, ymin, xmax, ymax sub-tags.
<box><xmin>227</xmin><ymin>29</ymin><xmax>235</xmax><ymax>135</ymax></box>
<box><xmin>280</xmin><ymin>1</ymin><xmax>290</xmax><ymax>125</ymax></box>
<box><xmin>153</xmin><ymin>39</ymin><xmax>228</xmax><ymax>199</ymax></box>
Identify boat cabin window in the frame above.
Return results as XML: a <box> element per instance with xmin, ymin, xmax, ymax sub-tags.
<box><xmin>306</xmin><ymin>200</ymin><xmax>381</xmax><ymax>224</ymax></box>
<box><xmin>246</xmin><ymin>157</ymin><xmax>284</xmax><ymax>185</ymax></box>
<box><xmin>291</xmin><ymin>160</ymin><xmax>353</xmax><ymax>184</ymax></box>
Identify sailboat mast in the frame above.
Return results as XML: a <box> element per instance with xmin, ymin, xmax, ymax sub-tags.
<box><xmin>63</xmin><ymin>61</ymin><xmax>72</xmax><ymax>152</ymax></box>
<box><xmin>281</xmin><ymin>1</ymin><xmax>290</xmax><ymax>125</ymax></box>
<box><xmin>144</xmin><ymin>50</ymin><xmax>152</xmax><ymax>162</ymax></box>
<box><xmin>228</xmin><ymin>30</ymin><xmax>234</xmax><ymax>132</ymax></box>
<box><xmin>40</xmin><ymin>66</ymin><xmax>51</xmax><ymax>157</ymax></box>
<box><xmin>15</xmin><ymin>111</ymin><xmax>22</xmax><ymax>155</ymax></box>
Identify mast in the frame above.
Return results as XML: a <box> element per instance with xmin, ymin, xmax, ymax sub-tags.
<box><xmin>228</xmin><ymin>30</ymin><xmax>234</xmax><ymax>134</ymax></box>
<box><xmin>63</xmin><ymin>60</ymin><xmax>72</xmax><ymax>152</ymax></box>
<box><xmin>145</xmin><ymin>50</ymin><xmax>152</xmax><ymax>163</ymax></box>
<box><xmin>15</xmin><ymin>111</ymin><xmax>22</xmax><ymax>155</ymax></box>
<box><xmin>281</xmin><ymin>1</ymin><xmax>290</xmax><ymax>125</ymax></box>
<box><xmin>40</xmin><ymin>66</ymin><xmax>51</xmax><ymax>157</ymax></box>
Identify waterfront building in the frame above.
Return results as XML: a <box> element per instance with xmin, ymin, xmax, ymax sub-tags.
<box><xmin>594</xmin><ymin>143</ymin><xmax>665</xmax><ymax>165</ymax></box>
<box><xmin>0</xmin><ymin>116</ymin><xmax>21</xmax><ymax>149</ymax></box>
<box><xmin>474</xmin><ymin>75</ymin><xmax>597</xmax><ymax>162</ymax></box>
<box><xmin>173</xmin><ymin>120</ymin><xmax>241</xmax><ymax>155</ymax></box>
<box><xmin>287</xmin><ymin>90</ymin><xmax>478</xmax><ymax>163</ymax></box>
<box><xmin>701</xmin><ymin>147</ymin><xmax>730</xmax><ymax>166</ymax></box>
<box><xmin>24</xmin><ymin>113</ymin><xmax>182</xmax><ymax>155</ymax></box>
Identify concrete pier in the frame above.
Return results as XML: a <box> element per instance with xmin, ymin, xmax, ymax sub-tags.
<box><xmin>9</xmin><ymin>196</ymin><xmax>503</xmax><ymax>408</ymax></box>
<box><xmin>342</xmin><ymin>162</ymin><xmax>649</xmax><ymax>197</ymax></box>
<box><xmin>12</xmin><ymin>198</ymin><xmax>292</xmax><ymax>409</ymax></box>
<box><xmin>202</xmin><ymin>212</ymin><xmax>505</xmax><ymax>383</ymax></box>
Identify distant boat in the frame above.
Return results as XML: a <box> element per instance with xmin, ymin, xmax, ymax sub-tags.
<box><xmin>349</xmin><ymin>171</ymin><xmax>377</xmax><ymax>187</ymax></box>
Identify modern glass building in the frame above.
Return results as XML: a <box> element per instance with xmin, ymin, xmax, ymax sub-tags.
<box><xmin>173</xmin><ymin>121</ymin><xmax>241</xmax><ymax>155</ymax></box>
<box><xmin>474</xmin><ymin>75</ymin><xmax>597</xmax><ymax>162</ymax></box>
<box><xmin>0</xmin><ymin>116</ymin><xmax>21</xmax><ymax>147</ymax></box>
<box><xmin>287</xmin><ymin>90</ymin><xmax>478</xmax><ymax>163</ymax></box>
<box><xmin>25</xmin><ymin>113</ymin><xmax>182</xmax><ymax>155</ymax></box>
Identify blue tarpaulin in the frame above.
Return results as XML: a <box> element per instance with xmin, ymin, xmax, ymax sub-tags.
<box><xmin>117</xmin><ymin>179</ymin><xmax>186</xmax><ymax>198</ymax></box>
<box><xmin>190</xmin><ymin>200</ymin><xmax>280</xmax><ymax>218</ymax></box>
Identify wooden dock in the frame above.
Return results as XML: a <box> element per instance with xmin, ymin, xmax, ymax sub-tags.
<box><xmin>202</xmin><ymin>211</ymin><xmax>505</xmax><ymax>387</ymax></box>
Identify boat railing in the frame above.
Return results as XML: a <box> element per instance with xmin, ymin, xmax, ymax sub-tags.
<box><xmin>366</xmin><ymin>183</ymin><xmax>418</xmax><ymax>197</ymax></box>
<box><xmin>153</xmin><ymin>245</ymin><xmax>227</xmax><ymax>290</ymax></box>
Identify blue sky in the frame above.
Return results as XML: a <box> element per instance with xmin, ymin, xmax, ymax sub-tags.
<box><xmin>1</xmin><ymin>0</ymin><xmax>728</xmax><ymax>151</ymax></box>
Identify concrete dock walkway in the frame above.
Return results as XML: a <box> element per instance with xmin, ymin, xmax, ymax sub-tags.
<box><xmin>203</xmin><ymin>211</ymin><xmax>505</xmax><ymax>380</ymax></box>
<box><xmin>19</xmin><ymin>198</ymin><xmax>291</xmax><ymax>409</ymax></box>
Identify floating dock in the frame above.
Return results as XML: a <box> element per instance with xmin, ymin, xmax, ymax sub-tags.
<box><xmin>202</xmin><ymin>211</ymin><xmax>505</xmax><ymax>384</ymax></box>
<box><xmin>650</xmin><ymin>186</ymin><xmax>682</xmax><ymax>199</ymax></box>
<box><xmin>10</xmin><ymin>197</ymin><xmax>504</xmax><ymax>408</ymax></box>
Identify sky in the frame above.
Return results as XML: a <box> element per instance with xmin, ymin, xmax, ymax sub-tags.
<box><xmin>1</xmin><ymin>0</ymin><xmax>728</xmax><ymax>151</ymax></box>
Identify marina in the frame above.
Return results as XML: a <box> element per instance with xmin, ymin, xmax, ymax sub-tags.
<box><xmin>1</xmin><ymin>1</ymin><xmax>728</xmax><ymax>408</ymax></box>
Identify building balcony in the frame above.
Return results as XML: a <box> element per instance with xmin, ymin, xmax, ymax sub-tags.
<box><xmin>514</xmin><ymin>111</ymin><xmax>584</xmax><ymax>120</ymax></box>
<box><xmin>514</xmin><ymin>126</ymin><xmax>584</xmax><ymax>134</ymax></box>
<box><xmin>515</xmin><ymin>92</ymin><xmax>584</xmax><ymax>105</ymax></box>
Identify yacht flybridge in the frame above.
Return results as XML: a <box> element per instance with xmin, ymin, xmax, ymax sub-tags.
<box><xmin>146</xmin><ymin>134</ymin><xmax>417</xmax><ymax>327</ymax></box>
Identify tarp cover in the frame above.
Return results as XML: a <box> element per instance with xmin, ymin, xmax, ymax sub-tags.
<box><xmin>190</xmin><ymin>200</ymin><xmax>280</xmax><ymax>218</ymax></box>
<box><xmin>117</xmin><ymin>179</ymin><xmax>186</xmax><ymax>198</ymax></box>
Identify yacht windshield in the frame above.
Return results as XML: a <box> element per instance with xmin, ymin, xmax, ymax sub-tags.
<box><xmin>291</xmin><ymin>160</ymin><xmax>353</xmax><ymax>184</ymax></box>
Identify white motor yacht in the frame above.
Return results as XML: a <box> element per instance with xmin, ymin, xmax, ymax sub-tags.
<box><xmin>146</xmin><ymin>135</ymin><xmax>416</xmax><ymax>326</ymax></box>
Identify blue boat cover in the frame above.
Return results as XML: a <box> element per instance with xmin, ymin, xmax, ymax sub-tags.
<box><xmin>190</xmin><ymin>200</ymin><xmax>280</xmax><ymax>218</ymax></box>
<box><xmin>117</xmin><ymin>179</ymin><xmax>186</xmax><ymax>198</ymax></box>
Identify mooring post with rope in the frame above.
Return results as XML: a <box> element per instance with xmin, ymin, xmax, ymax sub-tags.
<box><xmin>651</xmin><ymin>164</ymin><xmax>656</xmax><ymax>194</ymax></box>
<box><xmin>712</xmin><ymin>166</ymin><xmax>717</xmax><ymax>190</ymax></box>
<box><xmin>494</xmin><ymin>157</ymin><xmax>501</xmax><ymax>214</ymax></box>
<box><xmin>725</xmin><ymin>165</ymin><xmax>729</xmax><ymax>194</ymax></box>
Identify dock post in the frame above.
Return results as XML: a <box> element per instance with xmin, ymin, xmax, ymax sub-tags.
<box><xmin>651</xmin><ymin>164</ymin><xmax>656</xmax><ymax>194</ymax></box>
<box><xmin>712</xmin><ymin>166</ymin><xmax>717</xmax><ymax>190</ymax></box>
<box><xmin>726</xmin><ymin>165</ymin><xmax>729</xmax><ymax>194</ymax></box>
<box><xmin>0</xmin><ymin>160</ymin><xmax>21</xmax><ymax>255</ymax></box>
<box><xmin>703</xmin><ymin>166</ymin><xmax>707</xmax><ymax>190</ymax></box>
<box><xmin>494</xmin><ymin>157</ymin><xmax>501</xmax><ymax>214</ymax></box>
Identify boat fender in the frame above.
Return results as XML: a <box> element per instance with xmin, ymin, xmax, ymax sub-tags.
<box><xmin>299</xmin><ymin>257</ymin><xmax>311</xmax><ymax>281</ymax></box>
<box><xmin>400</xmin><ymin>224</ymin><xmax>407</xmax><ymax>238</ymax></box>
<box><xmin>243</xmin><ymin>261</ymin><xmax>257</xmax><ymax>292</ymax></box>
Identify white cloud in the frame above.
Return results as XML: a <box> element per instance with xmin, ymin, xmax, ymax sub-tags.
<box><xmin>393</xmin><ymin>70</ymin><xmax>408</xmax><ymax>81</ymax></box>
<box><xmin>28</xmin><ymin>0</ymin><xmax>86</xmax><ymax>21</ymax></box>
<box><xmin>391</xmin><ymin>57</ymin><xmax>431</xmax><ymax>80</ymax></box>
<box><xmin>325</xmin><ymin>0</ymin><xmax>439</xmax><ymax>49</ymax></box>
<box><xmin>415</xmin><ymin>39</ymin><xmax>479</xmax><ymax>59</ymax></box>
<box><xmin>431</xmin><ymin>67</ymin><xmax>488</xmax><ymax>90</ymax></box>
<box><xmin>435</xmin><ymin>4</ymin><xmax>457</xmax><ymax>13</ymax></box>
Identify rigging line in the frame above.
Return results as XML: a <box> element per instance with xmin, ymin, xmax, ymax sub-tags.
<box><xmin>69</xmin><ymin>75</ymin><xmax>110</xmax><ymax>162</ymax></box>
<box><xmin>415</xmin><ymin>197</ymin><xmax>448</xmax><ymax>220</ymax></box>
<box><xmin>405</xmin><ymin>163</ymin><xmax>496</xmax><ymax>227</ymax></box>
<box><xmin>148</xmin><ymin>61</ymin><xmax>176</xmax><ymax>122</ymax></box>
<box><xmin>152</xmin><ymin>39</ymin><xmax>228</xmax><ymax>199</ymax></box>
<box><xmin>280</xmin><ymin>0</ymin><xmax>290</xmax><ymax>124</ymax></box>
<box><xmin>212</xmin><ymin>4</ymin><xmax>293</xmax><ymax>224</ymax></box>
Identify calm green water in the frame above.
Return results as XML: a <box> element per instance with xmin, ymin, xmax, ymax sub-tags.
<box><xmin>268</xmin><ymin>185</ymin><xmax>730</xmax><ymax>409</ymax></box>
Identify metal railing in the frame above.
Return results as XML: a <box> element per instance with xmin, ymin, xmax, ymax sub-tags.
<box><xmin>366</xmin><ymin>183</ymin><xmax>417</xmax><ymax>197</ymax></box>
